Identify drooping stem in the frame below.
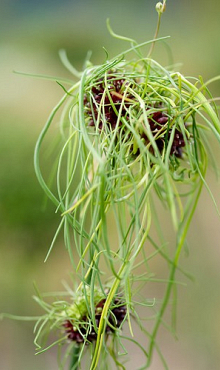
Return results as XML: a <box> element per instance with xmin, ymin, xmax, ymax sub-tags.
<box><xmin>146</xmin><ymin>172</ymin><xmax>205</xmax><ymax>367</ymax></box>
<box><xmin>147</xmin><ymin>263</ymin><xmax>176</xmax><ymax>368</ymax></box>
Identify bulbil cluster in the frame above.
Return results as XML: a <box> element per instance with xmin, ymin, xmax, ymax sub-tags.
<box><xmin>84</xmin><ymin>75</ymin><xmax>131</xmax><ymax>130</ymax></box>
<box><xmin>63</xmin><ymin>298</ymin><xmax>126</xmax><ymax>344</ymax></box>
<box><xmin>84</xmin><ymin>73</ymin><xmax>186</xmax><ymax>159</ymax></box>
<box><xmin>141</xmin><ymin>110</ymin><xmax>186</xmax><ymax>158</ymax></box>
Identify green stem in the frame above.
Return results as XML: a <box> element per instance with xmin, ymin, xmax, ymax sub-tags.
<box><xmin>147</xmin><ymin>1</ymin><xmax>166</xmax><ymax>58</ymax></box>
<box><xmin>69</xmin><ymin>345</ymin><xmax>81</xmax><ymax>370</ymax></box>
<box><xmin>34</xmin><ymin>81</ymin><xmax>80</xmax><ymax>207</ymax></box>
<box><xmin>146</xmin><ymin>263</ymin><xmax>176</xmax><ymax>368</ymax></box>
<box><xmin>146</xmin><ymin>172</ymin><xmax>205</xmax><ymax>367</ymax></box>
<box><xmin>90</xmin><ymin>262</ymin><xmax>128</xmax><ymax>370</ymax></box>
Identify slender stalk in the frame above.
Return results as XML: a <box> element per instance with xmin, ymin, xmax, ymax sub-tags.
<box><xmin>69</xmin><ymin>345</ymin><xmax>80</xmax><ymax>370</ymax></box>
<box><xmin>147</xmin><ymin>0</ymin><xmax>166</xmax><ymax>58</ymax></box>
<box><xmin>146</xmin><ymin>173</ymin><xmax>205</xmax><ymax>367</ymax></box>
<box><xmin>90</xmin><ymin>262</ymin><xmax>128</xmax><ymax>370</ymax></box>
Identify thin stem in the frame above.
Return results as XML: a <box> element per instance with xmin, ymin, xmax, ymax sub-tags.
<box><xmin>69</xmin><ymin>345</ymin><xmax>80</xmax><ymax>370</ymax></box>
<box><xmin>147</xmin><ymin>1</ymin><xmax>166</xmax><ymax>58</ymax></box>
<box><xmin>90</xmin><ymin>262</ymin><xmax>128</xmax><ymax>370</ymax></box>
<box><xmin>146</xmin><ymin>174</ymin><xmax>205</xmax><ymax>367</ymax></box>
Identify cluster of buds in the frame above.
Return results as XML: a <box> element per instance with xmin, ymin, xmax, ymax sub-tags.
<box><xmin>140</xmin><ymin>109</ymin><xmax>185</xmax><ymax>158</ymax></box>
<box><xmin>84</xmin><ymin>76</ymin><xmax>131</xmax><ymax>130</ymax></box>
<box><xmin>62</xmin><ymin>287</ymin><xmax>126</xmax><ymax>344</ymax></box>
<box><xmin>84</xmin><ymin>73</ymin><xmax>186</xmax><ymax>159</ymax></box>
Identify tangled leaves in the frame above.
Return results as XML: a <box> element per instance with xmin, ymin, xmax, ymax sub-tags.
<box><xmin>32</xmin><ymin>23</ymin><xmax>220</xmax><ymax>370</ymax></box>
<box><xmin>84</xmin><ymin>72</ymin><xmax>186</xmax><ymax>160</ymax></box>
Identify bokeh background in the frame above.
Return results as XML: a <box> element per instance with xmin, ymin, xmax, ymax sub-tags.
<box><xmin>1</xmin><ymin>0</ymin><xmax>220</xmax><ymax>369</ymax></box>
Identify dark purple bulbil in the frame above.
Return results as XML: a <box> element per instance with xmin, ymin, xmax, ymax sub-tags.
<box><xmin>144</xmin><ymin>110</ymin><xmax>186</xmax><ymax>157</ymax></box>
<box><xmin>63</xmin><ymin>298</ymin><xmax>126</xmax><ymax>344</ymax></box>
<box><xmin>84</xmin><ymin>77</ymin><xmax>129</xmax><ymax>130</ymax></box>
<box><xmin>84</xmin><ymin>75</ymin><xmax>186</xmax><ymax>158</ymax></box>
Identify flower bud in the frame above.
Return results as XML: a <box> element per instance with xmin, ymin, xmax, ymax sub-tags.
<box><xmin>156</xmin><ymin>1</ymin><xmax>166</xmax><ymax>14</ymax></box>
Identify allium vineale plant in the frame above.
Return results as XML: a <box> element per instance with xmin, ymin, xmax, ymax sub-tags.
<box><xmin>3</xmin><ymin>1</ymin><xmax>220</xmax><ymax>369</ymax></box>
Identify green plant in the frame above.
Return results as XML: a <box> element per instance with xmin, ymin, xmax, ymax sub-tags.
<box><xmin>3</xmin><ymin>1</ymin><xmax>220</xmax><ymax>369</ymax></box>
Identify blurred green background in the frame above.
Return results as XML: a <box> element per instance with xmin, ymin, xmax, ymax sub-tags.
<box><xmin>1</xmin><ymin>0</ymin><xmax>220</xmax><ymax>369</ymax></box>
